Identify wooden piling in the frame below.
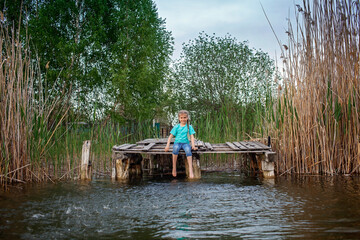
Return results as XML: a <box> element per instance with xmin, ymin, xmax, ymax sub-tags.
<box><xmin>113</xmin><ymin>153</ymin><xmax>130</xmax><ymax>180</ymax></box>
<box><xmin>258</xmin><ymin>152</ymin><xmax>276</xmax><ymax>178</ymax></box>
<box><xmin>185</xmin><ymin>154</ymin><xmax>201</xmax><ymax>179</ymax></box>
<box><xmin>112</xmin><ymin>152</ymin><xmax>143</xmax><ymax>180</ymax></box>
<box><xmin>80</xmin><ymin>140</ymin><xmax>92</xmax><ymax>180</ymax></box>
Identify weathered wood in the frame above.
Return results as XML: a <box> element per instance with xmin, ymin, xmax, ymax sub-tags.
<box><xmin>192</xmin><ymin>154</ymin><xmax>201</xmax><ymax>179</ymax></box>
<box><xmin>256</xmin><ymin>153</ymin><xmax>275</xmax><ymax>178</ymax></box>
<box><xmin>261</xmin><ymin>160</ymin><xmax>275</xmax><ymax>178</ymax></box>
<box><xmin>113</xmin><ymin>149</ymin><xmax>275</xmax><ymax>155</ymax></box>
<box><xmin>226</xmin><ymin>142</ymin><xmax>239</xmax><ymax>151</ymax></box>
<box><xmin>185</xmin><ymin>154</ymin><xmax>201</xmax><ymax>179</ymax></box>
<box><xmin>129</xmin><ymin>153</ymin><xmax>143</xmax><ymax>178</ymax></box>
<box><xmin>196</xmin><ymin>140</ymin><xmax>204</xmax><ymax>147</ymax></box>
<box><xmin>137</xmin><ymin>138</ymin><xmax>171</xmax><ymax>144</ymax></box>
<box><xmin>116</xmin><ymin>158</ymin><xmax>130</xmax><ymax>180</ymax></box>
<box><xmin>143</xmin><ymin>142</ymin><xmax>156</xmax><ymax>151</ymax></box>
<box><xmin>241</xmin><ymin>141</ymin><xmax>258</xmax><ymax>150</ymax></box>
<box><xmin>121</xmin><ymin>144</ymin><xmax>137</xmax><ymax>150</ymax></box>
<box><xmin>204</xmin><ymin>142</ymin><xmax>214</xmax><ymax>150</ymax></box>
<box><xmin>233</xmin><ymin>142</ymin><xmax>248</xmax><ymax>150</ymax></box>
<box><xmin>149</xmin><ymin>155</ymin><xmax>154</xmax><ymax>175</ymax></box>
<box><xmin>113</xmin><ymin>143</ymin><xmax>129</xmax><ymax>150</ymax></box>
<box><xmin>113</xmin><ymin>153</ymin><xmax>143</xmax><ymax>180</ymax></box>
<box><xmin>112</xmin><ymin>138</ymin><xmax>276</xmax><ymax>179</ymax></box>
<box><xmin>113</xmin><ymin>143</ymin><xmax>137</xmax><ymax>151</ymax></box>
<box><xmin>111</xmin><ymin>167</ymin><xmax>116</xmax><ymax>180</ymax></box>
<box><xmin>80</xmin><ymin>140</ymin><xmax>91</xmax><ymax>180</ymax></box>
<box><xmin>251</xmin><ymin>141</ymin><xmax>271</xmax><ymax>150</ymax></box>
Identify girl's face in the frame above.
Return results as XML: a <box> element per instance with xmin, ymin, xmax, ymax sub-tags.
<box><xmin>178</xmin><ymin>114</ymin><xmax>188</xmax><ymax>125</ymax></box>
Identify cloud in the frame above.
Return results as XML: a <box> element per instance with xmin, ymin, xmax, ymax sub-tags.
<box><xmin>154</xmin><ymin>0</ymin><xmax>301</xmax><ymax>61</ymax></box>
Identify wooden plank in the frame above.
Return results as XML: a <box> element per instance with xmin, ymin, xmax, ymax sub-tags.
<box><xmin>196</xmin><ymin>140</ymin><xmax>204</xmax><ymax>147</ymax></box>
<box><xmin>233</xmin><ymin>142</ymin><xmax>248</xmax><ymax>150</ymax></box>
<box><xmin>252</xmin><ymin>141</ymin><xmax>271</xmax><ymax>149</ymax></box>
<box><xmin>114</xmin><ymin>148</ymin><xmax>274</xmax><ymax>154</ymax></box>
<box><xmin>112</xmin><ymin>144</ymin><xmax>126</xmax><ymax>151</ymax></box>
<box><xmin>137</xmin><ymin>139</ymin><xmax>155</xmax><ymax>144</ymax></box>
<box><xmin>248</xmin><ymin>141</ymin><xmax>262</xmax><ymax>149</ymax></box>
<box><xmin>118</xmin><ymin>150</ymin><xmax>273</xmax><ymax>154</ymax></box>
<box><xmin>226</xmin><ymin>142</ymin><xmax>240</xmax><ymax>151</ymax></box>
<box><xmin>204</xmin><ymin>142</ymin><xmax>214</xmax><ymax>150</ymax></box>
<box><xmin>121</xmin><ymin>144</ymin><xmax>137</xmax><ymax>150</ymax></box>
<box><xmin>237</xmin><ymin>142</ymin><xmax>250</xmax><ymax>150</ymax></box>
<box><xmin>137</xmin><ymin>138</ymin><xmax>170</xmax><ymax>144</ymax></box>
<box><xmin>113</xmin><ymin>138</ymin><xmax>273</xmax><ymax>154</ymax></box>
<box><xmin>113</xmin><ymin>144</ymin><xmax>130</xmax><ymax>150</ymax></box>
<box><xmin>143</xmin><ymin>142</ymin><xmax>156</xmax><ymax>151</ymax></box>
<box><xmin>240</xmin><ymin>141</ymin><xmax>258</xmax><ymax>150</ymax></box>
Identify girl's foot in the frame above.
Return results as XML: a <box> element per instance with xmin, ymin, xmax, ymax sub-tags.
<box><xmin>172</xmin><ymin>168</ymin><xmax>177</xmax><ymax>177</ymax></box>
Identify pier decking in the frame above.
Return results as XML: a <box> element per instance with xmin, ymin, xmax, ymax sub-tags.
<box><xmin>111</xmin><ymin>138</ymin><xmax>275</xmax><ymax>180</ymax></box>
<box><xmin>113</xmin><ymin>138</ymin><xmax>273</xmax><ymax>154</ymax></box>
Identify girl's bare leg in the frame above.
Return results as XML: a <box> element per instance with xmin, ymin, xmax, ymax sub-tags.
<box><xmin>172</xmin><ymin>154</ymin><xmax>178</xmax><ymax>177</ymax></box>
<box><xmin>187</xmin><ymin>156</ymin><xmax>194</xmax><ymax>178</ymax></box>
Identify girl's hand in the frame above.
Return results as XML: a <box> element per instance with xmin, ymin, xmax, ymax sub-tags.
<box><xmin>165</xmin><ymin>146</ymin><xmax>169</xmax><ymax>152</ymax></box>
<box><xmin>192</xmin><ymin>146</ymin><xmax>198</xmax><ymax>150</ymax></box>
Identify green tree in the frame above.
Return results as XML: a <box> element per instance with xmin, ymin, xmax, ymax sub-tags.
<box><xmin>170</xmin><ymin>32</ymin><xmax>277</xmax><ymax>139</ymax></box>
<box><xmin>109</xmin><ymin>0</ymin><xmax>173</xmax><ymax>122</ymax></box>
<box><xmin>171</xmin><ymin>32</ymin><xmax>276</xmax><ymax>116</ymax></box>
<box><xmin>1</xmin><ymin>0</ymin><xmax>173</xmax><ymax>122</ymax></box>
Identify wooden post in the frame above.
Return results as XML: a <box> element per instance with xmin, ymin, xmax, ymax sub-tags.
<box><xmin>128</xmin><ymin>153</ymin><xmax>143</xmax><ymax>178</ymax></box>
<box><xmin>185</xmin><ymin>154</ymin><xmax>201</xmax><ymax>179</ymax></box>
<box><xmin>112</xmin><ymin>152</ymin><xmax>143</xmax><ymax>180</ymax></box>
<box><xmin>115</xmin><ymin>153</ymin><xmax>130</xmax><ymax>180</ymax></box>
<box><xmin>193</xmin><ymin>154</ymin><xmax>201</xmax><ymax>179</ymax></box>
<box><xmin>111</xmin><ymin>167</ymin><xmax>116</xmax><ymax>180</ymax></box>
<box><xmin>259</xmin><ymin>152</ymin><xmax>275</xmax><ymax>178</ymax></box>
<box><xmin>149</xmin><ymin>155</ymin><xmax>154</xmax><ymax>175</ymax></box>
<box><xmin>80</xmin><ymin>140</ymin><xmax>91</xmax><ymax>180</ymax></box>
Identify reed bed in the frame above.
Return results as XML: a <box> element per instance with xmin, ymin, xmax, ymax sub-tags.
<box><xmin>192</xmin><ymin>101</ymin><xmax>270</xmax><ymax>171</ymax></box>
<box><xmin>0</xmin><ymin>23</ymin><xmax>35</xmax><ymax>186</ymax></box>
<box><xmin>271</xmin><ymin>0</ymin><xmax>360</xmax><ymax>175</ymax></box>
<box><xmin>48</xmin><ymin>120</ymin><xmax>157</xmax><ymax>180</ymax></box>
<box><xmin>0</xmin><ymin>21</ymin><xmax>69</xmax><ymax>188</ymax></box>
<box><xmin>194</xmin><ymin>101</ymin><xmax>268</xmax><ymax>143</ymax></box>
<box><xmin>0</xmin><ymin>23</ymin><xmax>36</xmax><ymax>186</ymax></box>
<box><xmin>0</xmin><ymin>17</ymin><xmax>160</xmax><ymax>188</ymax></box>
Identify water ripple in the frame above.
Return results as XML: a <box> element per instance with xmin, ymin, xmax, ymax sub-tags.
<box><xmin>1</xmin><ymin>173</ymin><xmax>360</xmax><ymax>239</ymax></box>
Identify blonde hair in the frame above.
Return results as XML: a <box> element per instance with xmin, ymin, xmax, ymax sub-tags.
<box><xmin>178</xmin><ymin>110</ymin><xmax>190</xmax><ymax>118</ymax></box>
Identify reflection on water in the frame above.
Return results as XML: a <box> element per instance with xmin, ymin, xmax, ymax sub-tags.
<box><xmin>1</xmin><ymin>173</ymin><xmax>360</xmax><ymax>239</ymax></box>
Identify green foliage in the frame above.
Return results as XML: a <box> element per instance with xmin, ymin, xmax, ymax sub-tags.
<box><xmin>1</xmin><ymin>0</ymin><xmax>174</xmax><ymax>122</ymax></box>
<box><xmin>170</xmin><ymin>32</ymin><xmax>277</xmax><ymax>138</ymax></box>
<box><xmin>170</xmin><ymin>32</ymin><xmax>276</xmax><ymax>117</ymax></box>
<box><xmin>109</xmin><ymin>0</ymin><xmax>174</xmax><ymax>122</ymax></box>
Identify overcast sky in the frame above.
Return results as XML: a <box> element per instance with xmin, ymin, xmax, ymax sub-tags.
<box><xmin>153</xmin><ymin>0</ymin><xmax>301</xmax><ymax>63</ymax></box>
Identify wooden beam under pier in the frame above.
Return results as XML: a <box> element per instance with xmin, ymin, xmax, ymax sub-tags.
<box><xmin>112</xmin><ymin>138</ymin><xmax>276</xmax><ymax>180</ymax></box>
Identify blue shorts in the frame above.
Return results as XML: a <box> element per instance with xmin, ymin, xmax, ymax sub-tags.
<box><xmin>172</xmin><ymin>143</ymin><xmax>192</xmax><ymax>156</ymax></box>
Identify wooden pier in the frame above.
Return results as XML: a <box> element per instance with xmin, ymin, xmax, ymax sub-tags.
<box><xmin>112</xmin><ymin>138</ymin><xmax>276</xmax><ymax>180</ymax></box>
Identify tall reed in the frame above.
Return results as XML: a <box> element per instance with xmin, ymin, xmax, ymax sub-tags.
<box><xmin>271</xmin><ymin>0</ymin><xmax>360</xmax><ymax>175</ymax></box>
<box><xmin>0</xmin><ymin>20</ymin><xmax>68</xmax><ymax>188</ymax></box>
<box><xmin>0</xmin><ymin>22</ymin><xmax>34</xmax><ymax>186</ymax></box>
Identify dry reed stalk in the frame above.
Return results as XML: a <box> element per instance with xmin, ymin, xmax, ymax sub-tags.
<box><xmin>0</xmin><ymin>22</ymin><xmax>33</xmax><ymax>187</ymax></box>
<box><xmin>0</xmin><ymin>19</ymin><xmax>69</xmax><ymax>188</ymax></box>
<box><xmin>272</xmin><ymin>0</ymin><xmax>360</xmax><ymax>175</ymax></box>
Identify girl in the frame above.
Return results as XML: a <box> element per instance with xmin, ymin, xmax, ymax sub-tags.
<box><xmin>164</xmin><ymin>110</ymin><xmax>197</xmax><ymax>178</ymax></box>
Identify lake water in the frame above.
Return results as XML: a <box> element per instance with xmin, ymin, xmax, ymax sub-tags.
<box><xmin>1</xmin><ymin>172</ymin><xmax>360</xmax><ymax>239</ymax></box>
